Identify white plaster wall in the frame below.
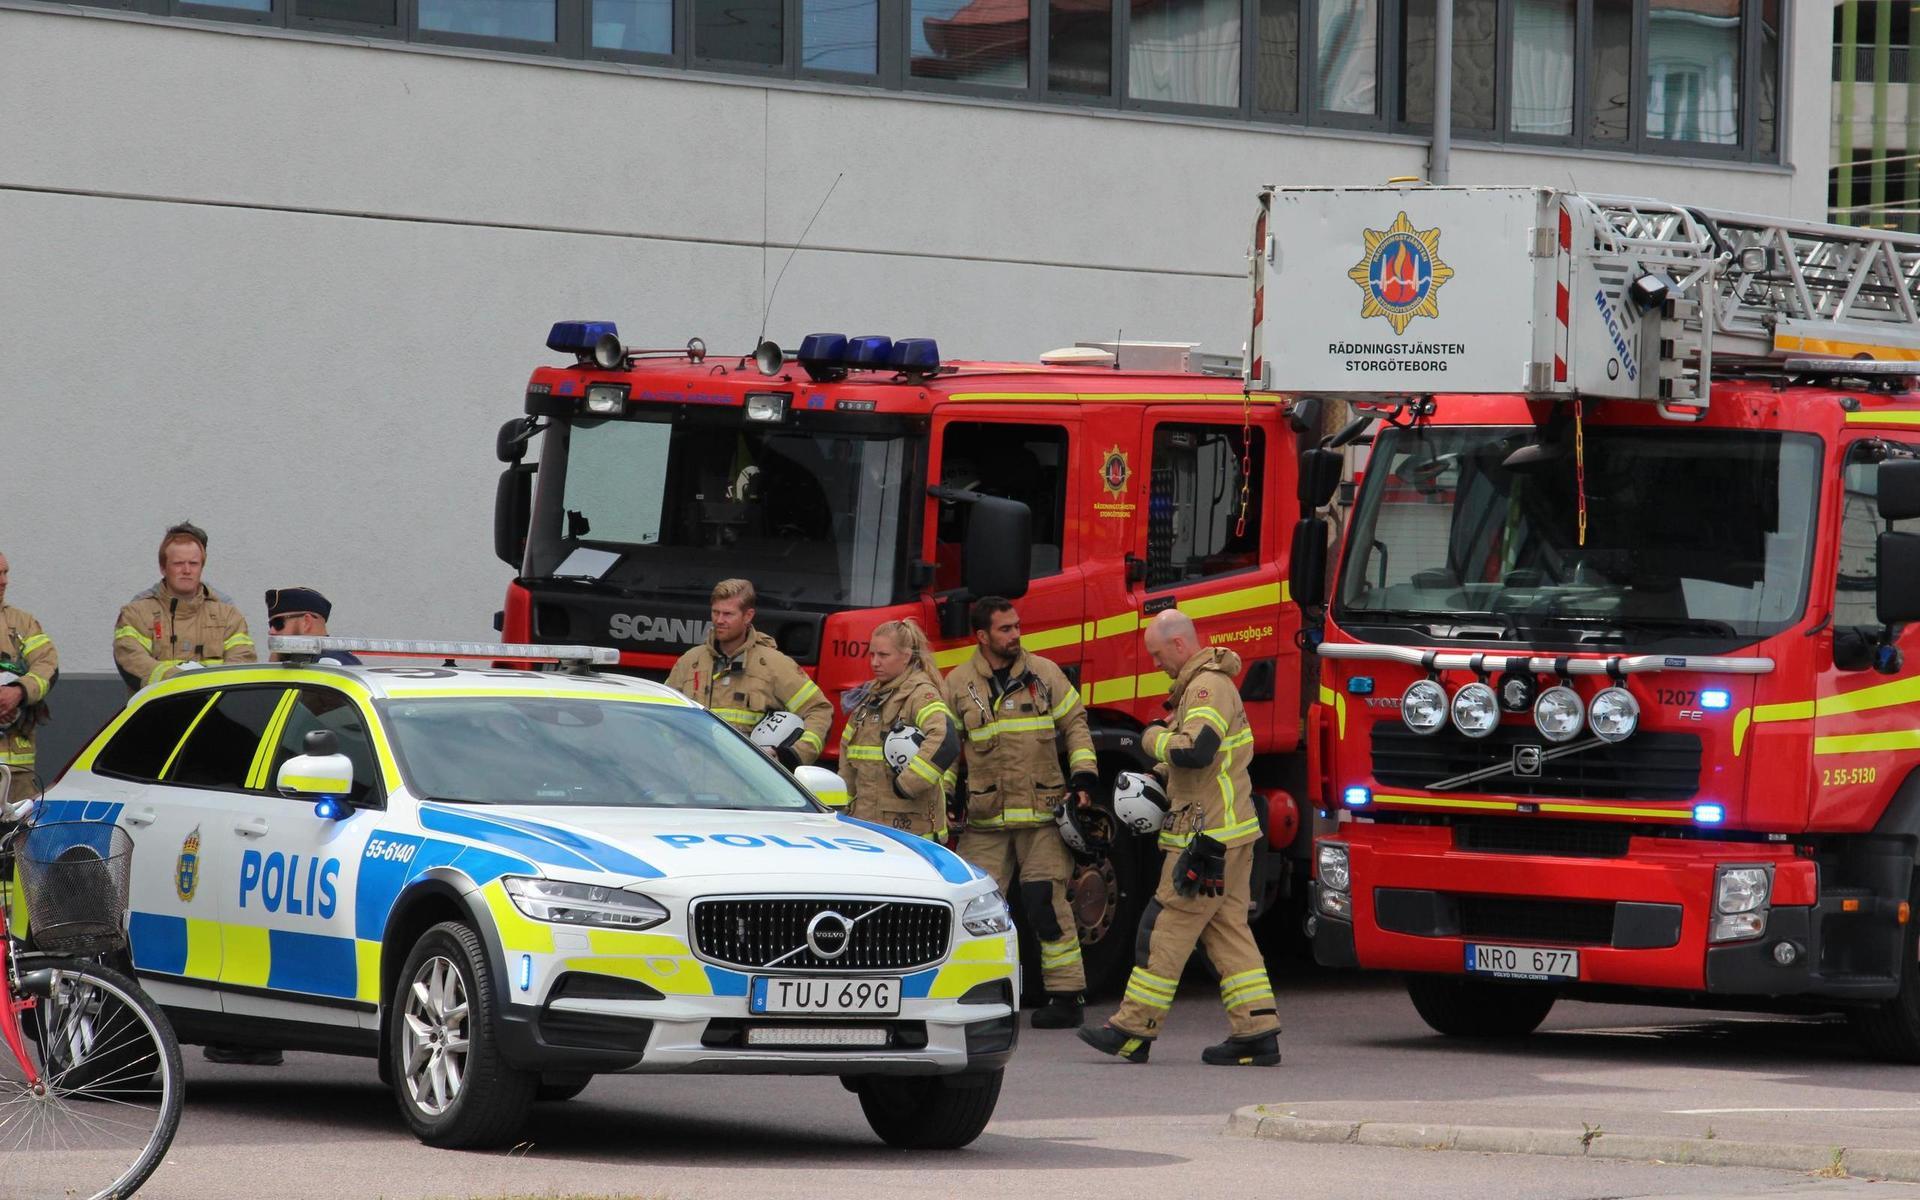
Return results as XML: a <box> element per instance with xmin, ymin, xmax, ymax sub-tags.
<box><xmin>0</xmin><ymin>4</ymin><xmax>1829</xmax><ymax>669</ymax></box>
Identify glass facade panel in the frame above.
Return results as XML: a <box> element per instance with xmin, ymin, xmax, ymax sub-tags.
<box><xmin>1128</xmin><ymin>0</ymin><xmax>1241</xmax><ymax>107</ymax></box>
<box><xmin>803</xmin><ymin>0</ymin><xmax>877</xmax><ymax>72</ymax></box>
<box><xmin>1509</xmin><ymin>0</ymin><xmax>1574</xmax><ymax>135</ymax></box>
<box><xmin>1317</xmin><ymin>0</ymin><xmax>1378</xmax><ymax>115</ymax></box>
<box><xmin>593</xmin><ymin>0</ymin><xmax>671</xmax><ymax>53</ymax></box>
<box><xmin>1401</xmin><ymin>0</ymin><xmax>1497</xmax><ymax>129</ymax></box>
<box><xmin>695</xmin><ymin>0</ymin><xmax>783</xmax><ymax>65</ymax></box>
<box><xmin>1256</xmin><ymin>0</ymin><xmax>1300</xmax><ymax>112</ymax></box>
<box><xmin>1589</xmin><ymin>0</ymin><xmax>1632</xmax><ymax>141</ymax></box>
<box><xmin>193</xmin><ymin>0</ymin><xmax>272</xmax><ymax>11</ymax></box>
<box><xmin>1758</xmin><ymin>0</ymin><xmax>1779</xmax><ymax>153</ymax></box>
<box><xmin>1646</xmin><ymin>0</ymin><xmax>1740</xmax><ymax>143</ymax></box>
<box><xmin>300</xmin><ymin>0</ymin><xmax>397</xmax><ymax>22</ymax></box>
<box><xmin>912</xmin><ymin>0</ymin><xmax>1030</xmax><ymax>86</ymax></box>
<box><xmin>1049</xmin><ymin>0</ymin><xmax>1112</xmax><ymax>95</ymax></box>
<box><xmin>419</xmin><ymin>0</ymin><xmax>555</xmax><ymax>40</ymax></box>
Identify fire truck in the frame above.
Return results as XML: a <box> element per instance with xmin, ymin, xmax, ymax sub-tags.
<box><xmin>1262</xmin><ymin>184</ymin><xmax>1920</xmax><ymax>1058</ymax></box>
<box><xmin>492</xmin><ymin>333</ymin><xmax>1314</xmax><ymax>992</ymax></box>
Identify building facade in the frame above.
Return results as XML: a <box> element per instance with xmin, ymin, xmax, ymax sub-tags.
<box><xmin>3</xmin><ymin>0</ymin><xmax>1826</xmax><ymax>691</ymax></box>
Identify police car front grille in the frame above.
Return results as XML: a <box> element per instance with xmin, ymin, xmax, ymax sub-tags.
<box><xmin>691</xmin><ymin>898</ymin><xmax>952</xmax><ymax>972</ymax></box>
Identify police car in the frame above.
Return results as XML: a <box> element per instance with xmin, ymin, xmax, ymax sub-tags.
<box><xmin>39</xmin><ymin>638</ymin><xmax>1018</xmax><ymax>1149</ymax></box>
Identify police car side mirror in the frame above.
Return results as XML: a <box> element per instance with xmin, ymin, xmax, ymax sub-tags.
<box><xmin>793</xmin><ymin>765</ymin><xmax>850</xmax><ymax>810</ymax></box>
<box><xmin>277</xmin><ymin>729</ymin><xmax>356</xmax><ymax>816</ymax></box>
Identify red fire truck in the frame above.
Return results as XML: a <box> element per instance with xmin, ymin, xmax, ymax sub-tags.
<box><xmin>492</xmin><ymin>333</ymin><xmax>1313</xmax><ymax>991</ymax></box>
<box><xmin>1264</xmin><ymin>185</ymin><xmax>1920</xmax><ymax>1058</ymax></box>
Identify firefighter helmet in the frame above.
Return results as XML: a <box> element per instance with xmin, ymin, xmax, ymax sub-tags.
<box><xmin>1056</xmin><ymin>801</ymin><xmax>1113</xmax><ymax>861</ymax></box>
<box><xmin>883</xmin><ymin>723</ymin><xmax>925</xmax><ymax>774</ymax></box>
<box><xmin>0</xmin><ymin>672</ymin><xmax>21</xmax><ymax>731</ymax></box>
<box><xmin>750</xmin><ymin>710</ymin><xmax>806</xmax><ymax>756</ymax></box>
<box><xmin>1111</xmin><ymin>772</ymin><xmax>1171</xmax><ymax>834</ymax></box>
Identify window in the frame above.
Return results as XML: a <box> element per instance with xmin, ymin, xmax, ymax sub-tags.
<box><xmin>419</xmin><ymin>0</ymin><xmax>555</xmax><ymax>41</ymax></box>
<box><xmin>1050</xmin><ymin>0</ymin><xmax>1112</xmax><ymax>95</ymax></box>
<box><xmin>95</xmin><ymin>694</ymin><xmax>215</xmax><ymax>783</ymax></box>
<box><xmin>1315</xmin><ymin>0</ymin><xmax>1379</xmax><ymax>115</ymax></box>
<box><xmin>594</xmin><ymin>0</ymin><xmax>672</xmax><ymax>54</ymax></box>
<box><xmin>1400</xmin><ymin>0</ymin><xmax>1497</xmax><ymax>130</ymax></box>
<box><xmin>937</xmin><ymin>423</ymin><xmax>1070</xmax><ymax>587</ymax></box>
<box><xmin>1129</xmin><ymin>0</ymin><xmax>1241</xmax><ymax>108</ymax></box>
<box><xmin>803</xmin><ymin>0</ymin><xmax>877</xmax><ymax>72</ymax></box>
<box><xmin>912</xmin><ymin>0</ymin><xmax>1030</xmax><ymax>86</ymax></box>
<box><xmin>167</xmin><ymin>689</ymin><xmax>288</xmax><ymax>791</ymax></box>
<box><xmin>1836</xmin><ymin>444</ymin><xmax>1920</xmax><ymax>631</ymax></box>
<box><xmin>1589</xmin><ymin>0</ymin><xmax>1633</xmax><ymax>141</ymax></box>
<box><xmin>298</xmin><ymin>0</ymin><xmax>399</xmax><ymax>23</ymax></box>
<box><xmin>1509</xmin><ymin>0</ymin><xmax>1574</xmax><ymax>136</ymax></box>
<box><xmin>1646</xmin><ymin>0</ymin><xmax>1740</xmax><ymax>145</ymax></box>
<box><xmin>1256</xmin><ymin>0</ymin><xmax>1301</xmax><ymax>112</ymax></box>
<box><xmin>695</xmin><ymin>0</ymin><xmax>782</xmax><ymax>65</ymax></box>
<box><xmin>272</xmin><ymin>690</ymin><xmax>381</xmax><ymax>807</ymax></box>
<box><xmin>1146</xmin><ymin>424</ymin><xmax>1264</xmax><ymax>589</ymax></box>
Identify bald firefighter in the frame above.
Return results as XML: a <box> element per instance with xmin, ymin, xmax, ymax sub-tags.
<box><xmin>945</xmin><ymin>597</ymin><xmax>1099</xmax><ymax>1029</ymax></box>
<box><xmin>113</xmin><ymin>522</ymin><xmax>256</xmax><ymax>694</ymax></box>
<box><xmin>0</xmin><ymin>551</ymin><xmax>58</xmax><ymax>790</ymax></box>
<box><xmin>665</xmin><ymin>578</ymin><xmax>833</xmax><ymax>767</ymax></box>
<box><xmin>1080</xmin><ymin>609</ymin><xmax>1280</xmax><ymax>1066</ymax></box>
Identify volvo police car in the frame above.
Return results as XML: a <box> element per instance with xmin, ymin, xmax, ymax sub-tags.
<box><xmin>39</xmin><ymin>638</ymin><xmax>1018</xmax><ymax>1149</ymax></box>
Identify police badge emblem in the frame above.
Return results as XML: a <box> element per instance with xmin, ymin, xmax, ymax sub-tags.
<box><xmin>176</xmin><ymin>826</ymin><xmax>201</xmax><ymax>902</ymax></box>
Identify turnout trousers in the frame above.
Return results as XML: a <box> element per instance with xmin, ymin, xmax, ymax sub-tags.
<box><xmin>957</xmin><ymin>825</ymin><xmax>1086</xmax><ymax>994</ymax></box>
<box><xmin>1110</xmin><ymin>842</ymin><xmax>1280</xmax><ymax>1039</ymax></box>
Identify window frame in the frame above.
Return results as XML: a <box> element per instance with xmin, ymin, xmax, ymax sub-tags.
<box><xmin>1142</xmin><ymin>419</ymin><xmax>1269</xmax><ymax>594</ymax></box>
<box><xmin>158</xmin><ymin>685</ymin><xmax>296</xmax><ymax>797</ymax></box>
<box><xmin>902</xmin><ymin>0</ymin><xmax>1043</xmax><ymax>100</ymax></box>
<box><xmin>410</xmin><ymin>0</ymin><xmax>580</xmax><ymax>59</ymax></box>
<box><xmin>267</xmin><ymin>685</ymin><xmax>390</xmax><ymax>810</ymax></box>
<box><xmin>935</xmin><ymin>418</ymin><xmax>1077</xmax><ymax>582</ymax></box>
<box><xmin>93</xmin><ymin>691</ymin><xmax>223</xmax><ymax>785</ymax></box>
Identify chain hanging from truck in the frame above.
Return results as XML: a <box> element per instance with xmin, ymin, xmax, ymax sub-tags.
<box><xmin>1235</xmin><ymin>389</ymin><xmax>1254</xmax><ymax>538</ymax></box>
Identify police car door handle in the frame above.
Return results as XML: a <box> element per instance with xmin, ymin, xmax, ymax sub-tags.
<box><xmin>124</xmin><ymin>808</ymin><xmax>157</xmax><ymax>829</ymax></box>
<box><xmin>234</xmin><ymin>816</ymin><xmax>270</xmax><ymax>838</ymax></box>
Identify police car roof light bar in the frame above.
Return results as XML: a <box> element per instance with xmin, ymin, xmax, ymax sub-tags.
<box><xmin>271</xmin><ymin>636</ymin><xmax>619</xmax><ymax>668</ymax></box>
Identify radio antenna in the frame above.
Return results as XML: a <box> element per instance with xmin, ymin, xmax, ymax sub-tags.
<box><xmin>758</xmin><ymin>172</ymin><xmax>844</xmax><ymax>349</ymax></box>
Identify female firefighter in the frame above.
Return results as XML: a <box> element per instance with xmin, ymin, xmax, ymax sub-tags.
<box><xmin>842</xmin><ymin>618</ymin><xmax>958</xmax><ymax>841</ymax></box>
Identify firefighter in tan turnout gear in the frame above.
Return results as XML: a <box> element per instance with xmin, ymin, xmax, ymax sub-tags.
<box><xmin>113</xmin><ymin>522</ymin><xmax>256</xmax><ymax>694</ymax></box>
<box><xmin>945</xmin><ymin>597</ymin><xmax>1099</xmax><ymax>1029</ymax></box>
<box><xmin>665</xmin><ymin>579</ymin><xmax>833</xmax><ymax>767</ymax></box>
<box><xmin>0</xmin><ymin>552</ymin><xmax>58</xmax><ymax>788</ymax></box>
<box><xmin>841</xmin><ymin>619</ymin><xmax>958</xmax><ymax>839</ymax></box>
<box><xmin>1080</xmin><ymin>609</ymin><xmax>1280</xmax><ymax>1067</ymax></box>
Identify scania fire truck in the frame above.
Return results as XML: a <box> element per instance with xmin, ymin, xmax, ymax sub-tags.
<box><xmin>1262</xmin><ymin>184</ymin><xmax>1920</xmax><ymax>1058</ymax></box>
<box><xmin>493</xmin><ymin>332</ymin><xmax>1315</xmax><ymax>992</ymax></box>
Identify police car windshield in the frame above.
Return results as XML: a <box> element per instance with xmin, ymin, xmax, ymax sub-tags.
<box><xmin>1335</xmin><ymin>425</ymin><xmax>1821</xmax><ymax>645</ymax></box>
<box><xmin>532</xmin><ymin>416</ymin><xmax>910</xmax><ymax>608</ymax></box>
<box><xmin>380</xmin><ymin>697</ymin><xmax>817</xmax><ymax>810</ymax></box>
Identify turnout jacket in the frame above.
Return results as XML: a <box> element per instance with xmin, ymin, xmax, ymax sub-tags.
<box><xmin>666</xmin><ymin>628</ymin><xmax>833</xmax><ymax>765</ymax></box>
<box><xmin>114</xmin><ymin>582</ymin><xmax>257</xmax><ymax>693</ymax></box>
<box><xmin>1142</xmin><ymin>647</ymin><xmax>1260</xmax><ymax>850</ymax></box>
<box><xmin>0</xmin><ymin>606</ymin><xmax>57</xmax><ymax>768</ymax></box>
<box><xmin>944</xmin><ymin>648</ymin><xmax>1097</xmax><ymax>830</ymax></box>
<box><xmin>841</xmin><ymin>669</ymin><xmax>958</xmax><ymax>838</ymax></box>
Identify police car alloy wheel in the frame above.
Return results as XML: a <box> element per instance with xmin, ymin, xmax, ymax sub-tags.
<box><xmin>391</xmin><ymin>922</ymin><xmax>536</xmax><ymax>1148</ymax></box>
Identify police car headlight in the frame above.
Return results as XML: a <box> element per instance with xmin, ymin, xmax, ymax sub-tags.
<box><xmin>960</xmin><ymin>890</ymin><xmax>1013</xmax><ymax>937</ymax></box>
<box><xmin>502</xmin><ymin>876</ymin><xmax>668</xmax><ymax>929</ymax></box>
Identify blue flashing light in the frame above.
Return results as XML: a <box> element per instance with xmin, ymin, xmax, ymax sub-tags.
<box><xmin>1347</xmin><ymin>676</ymin><xmax>1376</xmax><ymax>696</ymax></box>
<box><xmin>1343</xmin><ymin>786</ymin><xmax>1372</xmax><ymax>809</ymax></box>
<box><xmin>547</xmin><ymin>320</ymin><xmax>619</xmax><ymax>354</ymax></box>
<box><xmin>312</xmin><ymin>796</ymin><xmax>346</xmax><ymax>821</ymax></box>
<box><xmin>1700</xmin><ymin>689</ymin><xmax>1731</xmax><ymax>710</ymax></box>
<box><xmin>1693</xmin><ymin>802</ymin><xmax>1726</xmax><ymax>825</ymax></box>
<box><xmin>518</xmin><ymin>954</ymin><xmax>533</xmax><ymax>992</ymax></box>
<box><xmin>888</xmin><ymin>338</ymin><xmax>941</xmax><ymax>374</ymax></box>
<box><xmin>799</xmin><ymin>333</ymin><xmax>848</xmax><ymax>364</ymax></box>
<box><xmin>844</xmin><ymin>335</ymin><xmax>894</xmax><ymax>368</ymax></box>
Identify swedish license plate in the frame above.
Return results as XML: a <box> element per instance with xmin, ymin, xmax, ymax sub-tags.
<box><xmin>750</xmin><ymin>976</ymin><xmax>901</xmax><ymax>1016</ymax></box>
<box><xmin>1464</xmin><ymin>943</ymin><xmax>1579</xmax><ymax>981</ymax></box>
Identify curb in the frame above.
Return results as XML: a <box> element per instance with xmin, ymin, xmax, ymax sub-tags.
<box><xmin>1226</xmin><ymin>1107</ymin><xmax>1920</xmax><ymax>1181</ymax></box>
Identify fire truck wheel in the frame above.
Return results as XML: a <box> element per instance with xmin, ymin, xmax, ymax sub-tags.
<box><xmin>1847</xmin><ymin>883</ymin><xmax>1920</xmax><ymax>1063</ymax></box>
<box><xmin>1068</xmin><ymin>828</ymin><xmax>1148</xmax><ymax>1000</ymax></box>
<box><xmin>1404</xmin><ymin>974</ymin><xmax>1556</xmax><ymax>1038</ymax></box>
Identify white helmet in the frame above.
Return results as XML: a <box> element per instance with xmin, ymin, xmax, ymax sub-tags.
<box><xmin>1056</xmin><ymin>802</ymin><xmax>1112</xmax><ymax>860</ymax></box>
<box><xmin>750</xmin><ymin>710</ymin><xmax>807</xmax><ymax>756</ymax></box>
<box><xmin>883</xmin><ymin>723</ymin><xmax>926</xmax><ymax>774</ymax></box>
<box><xmin>1112</xmin><ymin>772</ymin><xmax>1171</xmax><ymax>834</ymax></box>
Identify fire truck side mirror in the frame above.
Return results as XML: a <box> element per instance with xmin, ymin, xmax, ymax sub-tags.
<box><xmin>497</xmin><ymin>417</ymin><xmax>538</xmax><ymax>464</ymax></box>
<box><xmin>963</xmin><ymin>495</ymin><xmax>1032</xmax><ymax>600</ymax></box>
<box><xmin>1287</xmin><ymin>397</ymin><xmax>1324</xmax><ymax>435</ymax></box>
<box><xmin>1289</xmin><ymin>518</ymin><xmax>1329</xmax><ymax>615</ymax></box>
<box><xmin>1877</xmin><ymin>460</ymin><xmax>1920</xmax><ymax>523</ymax></box>
<box><xmin>495</xmin><ymin>464</ymin><xmax>535</xmax><ymax>568</ymax></box>
<box><xmin>1877</xmin><ymin>531</ymin><xmax>1920</xmax><ymax>626</ymax></box>
<box><xmin>1299</xmin><ymin>448</ymin><xmax>1342</xmax><ymax>511</ymax></box>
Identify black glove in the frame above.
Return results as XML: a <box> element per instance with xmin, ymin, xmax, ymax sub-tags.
<box><xmin>776</xmin><ymin>745</ymin><xmax>801</xmax><ymax>770</ymax></box>
<box><xmin>1173</xmin><ymin>834</ymin><xmax>1227</xmax><ymax>898</ymax></box>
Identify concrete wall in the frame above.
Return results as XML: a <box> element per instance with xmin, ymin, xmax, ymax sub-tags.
<box><xmin>0</xmin><ymin>2</ymin><xmax>1829</xmax><ymax>672</ymax></box>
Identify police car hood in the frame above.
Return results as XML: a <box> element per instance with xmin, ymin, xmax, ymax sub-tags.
<box><xmin>428</xmin><ymin>803</ymin><xmax>985</xmax><ymax>896</ymax></box>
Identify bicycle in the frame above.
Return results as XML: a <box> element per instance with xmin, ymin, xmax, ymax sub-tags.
<box><xmin>0</xmin><ymin>764</ymin><xmax>184</xmax><ymax>1199</ymax></box>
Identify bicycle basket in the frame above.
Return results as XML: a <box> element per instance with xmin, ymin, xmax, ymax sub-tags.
<box><xmin>16</xmin><ymin>821</ymin><xmax>134</xmax><ymax>955</ymax></box>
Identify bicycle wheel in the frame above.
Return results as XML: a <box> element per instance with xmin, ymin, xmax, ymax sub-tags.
<box><xmin>0</xmin><ymin>960</ymin><xmax>183</xmax><ymax>1200</ymax></box>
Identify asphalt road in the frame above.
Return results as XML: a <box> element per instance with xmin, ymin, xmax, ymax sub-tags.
<box><xmin>66</xmin><ymin>968</ymin><xmax>1920</xmax><ymax>1200</ymax></box>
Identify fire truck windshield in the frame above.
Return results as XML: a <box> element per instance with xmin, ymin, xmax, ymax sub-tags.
<box><xmin>525</xmin><ymin>415</ymin><xmax>913</xmax><ymax>608</ymax></box>
<box><xmin>1335</xmin><ymin>425</ymin><xmax>1822</xmax><ymax>646</ymax></box>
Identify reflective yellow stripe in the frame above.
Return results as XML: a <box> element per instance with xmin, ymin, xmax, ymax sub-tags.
<box><xmin>1369</xmin><ymin>792</ymin><xmax>1693</xmax><ymax>820</ymax></box>
<box><xmin>1317</xmin><ymin>685</ymin><xmax>1348</xmax><ymax>738</ymax></box>
<box><xmin>159</xmin><ymin>692</ymin><xmax>221</xmax><ymax>779</ymax></box>
<box><xmin>1089</xmin><ymin>676</ymin><xmax>1136</xmax><ymax>704</ymax></box>
<box><xmin>0</xmin><ymin>751</ymin><xmax>34</xmax><ymax>766</ymax></box>
<box><xmin>844</xmin><ymin>745</ymin><xmax>884</xmax><ymax>761</ymax></box>
<box><xmin>798</xmin><ymin>730</ymin><xmax>825</xmax><ymax>752</ymax></box>
<box><xmin>949</xmin><ymin>391</ymin><xmax>1286</xmax><ymax>404</ymax></box>
<box><xmin>115</xmin><ymin>624</ymin><xmax>154</xmax><ymax>651</ymax></box>
<box><xmin>1040</xmin><ymin>940</ymin><xmax>1083</xmax><ymax>967</ymax></box>
<box><xmin>1049</xmin><ymin>688</ymin><xmax>1082</xmax><ymax>720</ymax></box>
<box><xmin>1846</xmin><ymin>410</ymin><xmax>1920</xmax><ymax>425</ymax></box>
<box><xmin>967</xmin><ymin>716</ymin><xmax>1056</xmax><ymax>741</ymax></box>
<box><xmin>380</xmin><ymin>686</ymin><xmax>684</xmax><ymax>703</ymax></box>
<box><xmin>223</xmin><ymin>632</ymin><xmax>254</xmax><ymax>651</ymax></box>
<box><xmin>1782</xmin><ymin>335</ymin><xmax>1920</xmax><ymax>362</ymax></box>
<box><xmin>787</xmin><ymin>680</ymin><xmax>824</xmax><ymax>709</ymax></box>
<box><xmin>1220</xmin><ymin>969</ymin><xmax>1268</xmax><ymax>988</ymax></box>
<box><xmin>710</xmin><ymin>707</ymin><xmax>758</xmax><ymax>726</ymax></box>
<box><xmin>18</xmin><ymin>634</ymin><xmax>49</xmax><ymax>654</ymax></box>
<box><xmin>916</xmin><ymin>701</ymin><xmax>952</xmax><ymax>727</ymax></box>
<box><xmin>282</xmin><ymin>773</ymin><xmax>352</xmax><ymax>793</ymax></box>
<box><xmin>185</xmin><ymin>919</ymin><xmax>222</xmax><ymax>981</ymax></box>
<box><xmin>147</xmin><ymin>660</ymin><xmax>180</xmax><ymax>686</ymax></box>
<box><xmin>1069</xmin><ymin>748</ymin><xmax>1098</xmax><ymax>768</ymax></box>
<box><xmin>1188</xmin><ymin>706</ymin><xmax>1229</xmax><ymax>735</ymax></box>
<box><xmin>1145</xmin><ymin>727</ymin><xmax>1171</xmax><ymax>761</ymax></box>
<box><xmin>1816</xmin><ymin>730</ymin><xmax>1920</xmax><ymax>756</ymax></box>
<box><xmin>905</xmin><ymin>757</ymin><xmax>942</xmax><ymax>784</ymax></box>
<box><xmin>1183</xmin><ymin>581</ymin><xmax>1285</xmax><ymax>619</ymax></box>
<box><xmin>246</xmin><ymin>690</ymin><xmax>298</xmax><ymax>790</ymax></box>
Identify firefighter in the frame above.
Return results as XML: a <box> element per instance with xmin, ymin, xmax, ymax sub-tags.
<box><xmin>113</xmin><ymin>522</ymin><xmax>256</xmax><ymax>694</ymax></box>
<box><xmin>665</xmin><ymin>578</ymin><xmax>832</xmax><ymax>766</ymax></box>
<box><xmin>842</xmin><ymin>618</ymin><xmax>957</xmax><ymax>838</ymax></box>
<box><xmin>0</xmin><ymin>551</ymin><xmax>58</xmax><ymax>793</ymax></box>
<box><xmin>1079</xmin><ymin>609</ymin><xmax>1280</xmax><ymax>1067</ymax></box>
<box><xmin>945</xmin><ymin>596</ymin><xmax>1097</xmax><ymax>1029</ymax></box>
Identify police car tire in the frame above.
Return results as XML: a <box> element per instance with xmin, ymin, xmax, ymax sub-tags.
<box><xmin>535</xmin><ymin>1073</ymin><xmax>591</xmax><ymax>1103</ymax></box>
<box><xmin>389</xmin><ymin>922</ymin><xmax>536</xmax><ymax>1148</ymax></box>
<box><xmin>1404</xmin><ymin>974</ymin><xmax>1556</xmax><ymax>1038</ymax></box>
<box><xmin>854</xmin><ymin>1068</ymin><xmax>1003</xmax><ymax>1150</ymax></box>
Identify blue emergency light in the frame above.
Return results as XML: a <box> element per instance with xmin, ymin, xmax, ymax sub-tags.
<box><xmin>1699</xmin><ymin>689</ymin><xmax>1731</xmax><ymax>710</ymax></box>
<box><xmin>799</xmin><ymin>333</ymin><xmax>850</xmax><ymax>382</ymax></box>
<box><xmin>1693</xmin><ymin>802</ymin><xmax>1725</xmax><ymax>825</ymax></box>
<box><xmin>845</xmin><ymin>335</ymin><xmax>894</xmax><ymax>368</ymax></box>
<box><xmin>1343</xmin><ymin>786</ymin><xmax>1372</xmax><ymax>809</ymax></box>
<box><xmin>889</xmin><ymin>338</ymin><xmax>941</xmax><ymax>375</ymax></box>
<box><xmin>547</xmin><ymin>320</ymin><xmax>619</xmax><ymax>354</ymax></box>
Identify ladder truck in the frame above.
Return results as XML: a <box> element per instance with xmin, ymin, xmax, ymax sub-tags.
<box><xmin>1258</xmin><ymin>185</ymin><xmax>1920</xmax><ymax>1058</ymax></box>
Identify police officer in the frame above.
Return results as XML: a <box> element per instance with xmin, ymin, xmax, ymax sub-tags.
<box><xmin>266</xmin><ymin>587</ymin><xmax>359</xmax><ymax>664</ymax></box>
<box><xmin>1079</xmin><ymin>609</ymin><xmax>1280</xmax><ymax>1067</ymax></box>
<box><xmin>945</xmin><ymin>597</ymin><xmax>1097</xmax><ymax>1028</ymax></box>
<box><xmin>113</xmin><ymin>522</ymin><xmax>257</xmax><ymax>693</ymax></box>
<box><xmin>842</xmin><ymin>619</ymin><xmax>956</xmax><ymax>838</ymax></box>
<box><xmin>0</xmin><ymin>551</ymin><xmax>58</xmax><ymax>795</ymax></box>
<box><xmin>666</xmin><ymin>579</ymin><xmax>833</xmax><ymax>767</ymax></box>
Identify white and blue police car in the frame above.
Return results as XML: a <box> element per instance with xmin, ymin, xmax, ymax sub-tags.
<box><xmin>39</xmin><ymin>638</ymin><xmax>1018</xmax><ymax>1149</ymax></box>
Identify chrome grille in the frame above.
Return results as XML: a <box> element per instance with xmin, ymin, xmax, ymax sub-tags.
<box><xmin>690</xmin><ymin>897</ymin><xmax>952</xmax><ymax>972</ymax></box>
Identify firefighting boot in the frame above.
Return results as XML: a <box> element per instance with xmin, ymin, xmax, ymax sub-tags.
<box><xmin>1077</xmin><ymin>1023</ymin><xmax>1152</xmax><ymax>1063</ymax></box>
<box><xmin>1030</xmin><ymin>994</ymin><xmax>1084</xmax><ymax>1029</ymax></box>
<box><xmin>1200</xmin><ymin>1031</ymin><xmax>1281</xmax><ymax>1067</ymax></box>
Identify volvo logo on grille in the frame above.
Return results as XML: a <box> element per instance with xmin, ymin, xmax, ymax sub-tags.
<box><xmin>1513</xmin><ymin>745</ymin><xmax>1545</xmax><ymax>777</ymax></box>
<box><xmin>806</xmin><ymin>910</ymin><xmax>853</xmax><ymax>959</ymax></box>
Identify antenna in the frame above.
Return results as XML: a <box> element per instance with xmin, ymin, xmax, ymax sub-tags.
<box><xmin>758</xmin><ymin>172</ymin><xmax>845</xmax><ymax>350</ymax></box>
<box><xmin>1114</xmin><ymin>328</ymin><xmax>1122</xmax><ymax>370</ymax></box>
